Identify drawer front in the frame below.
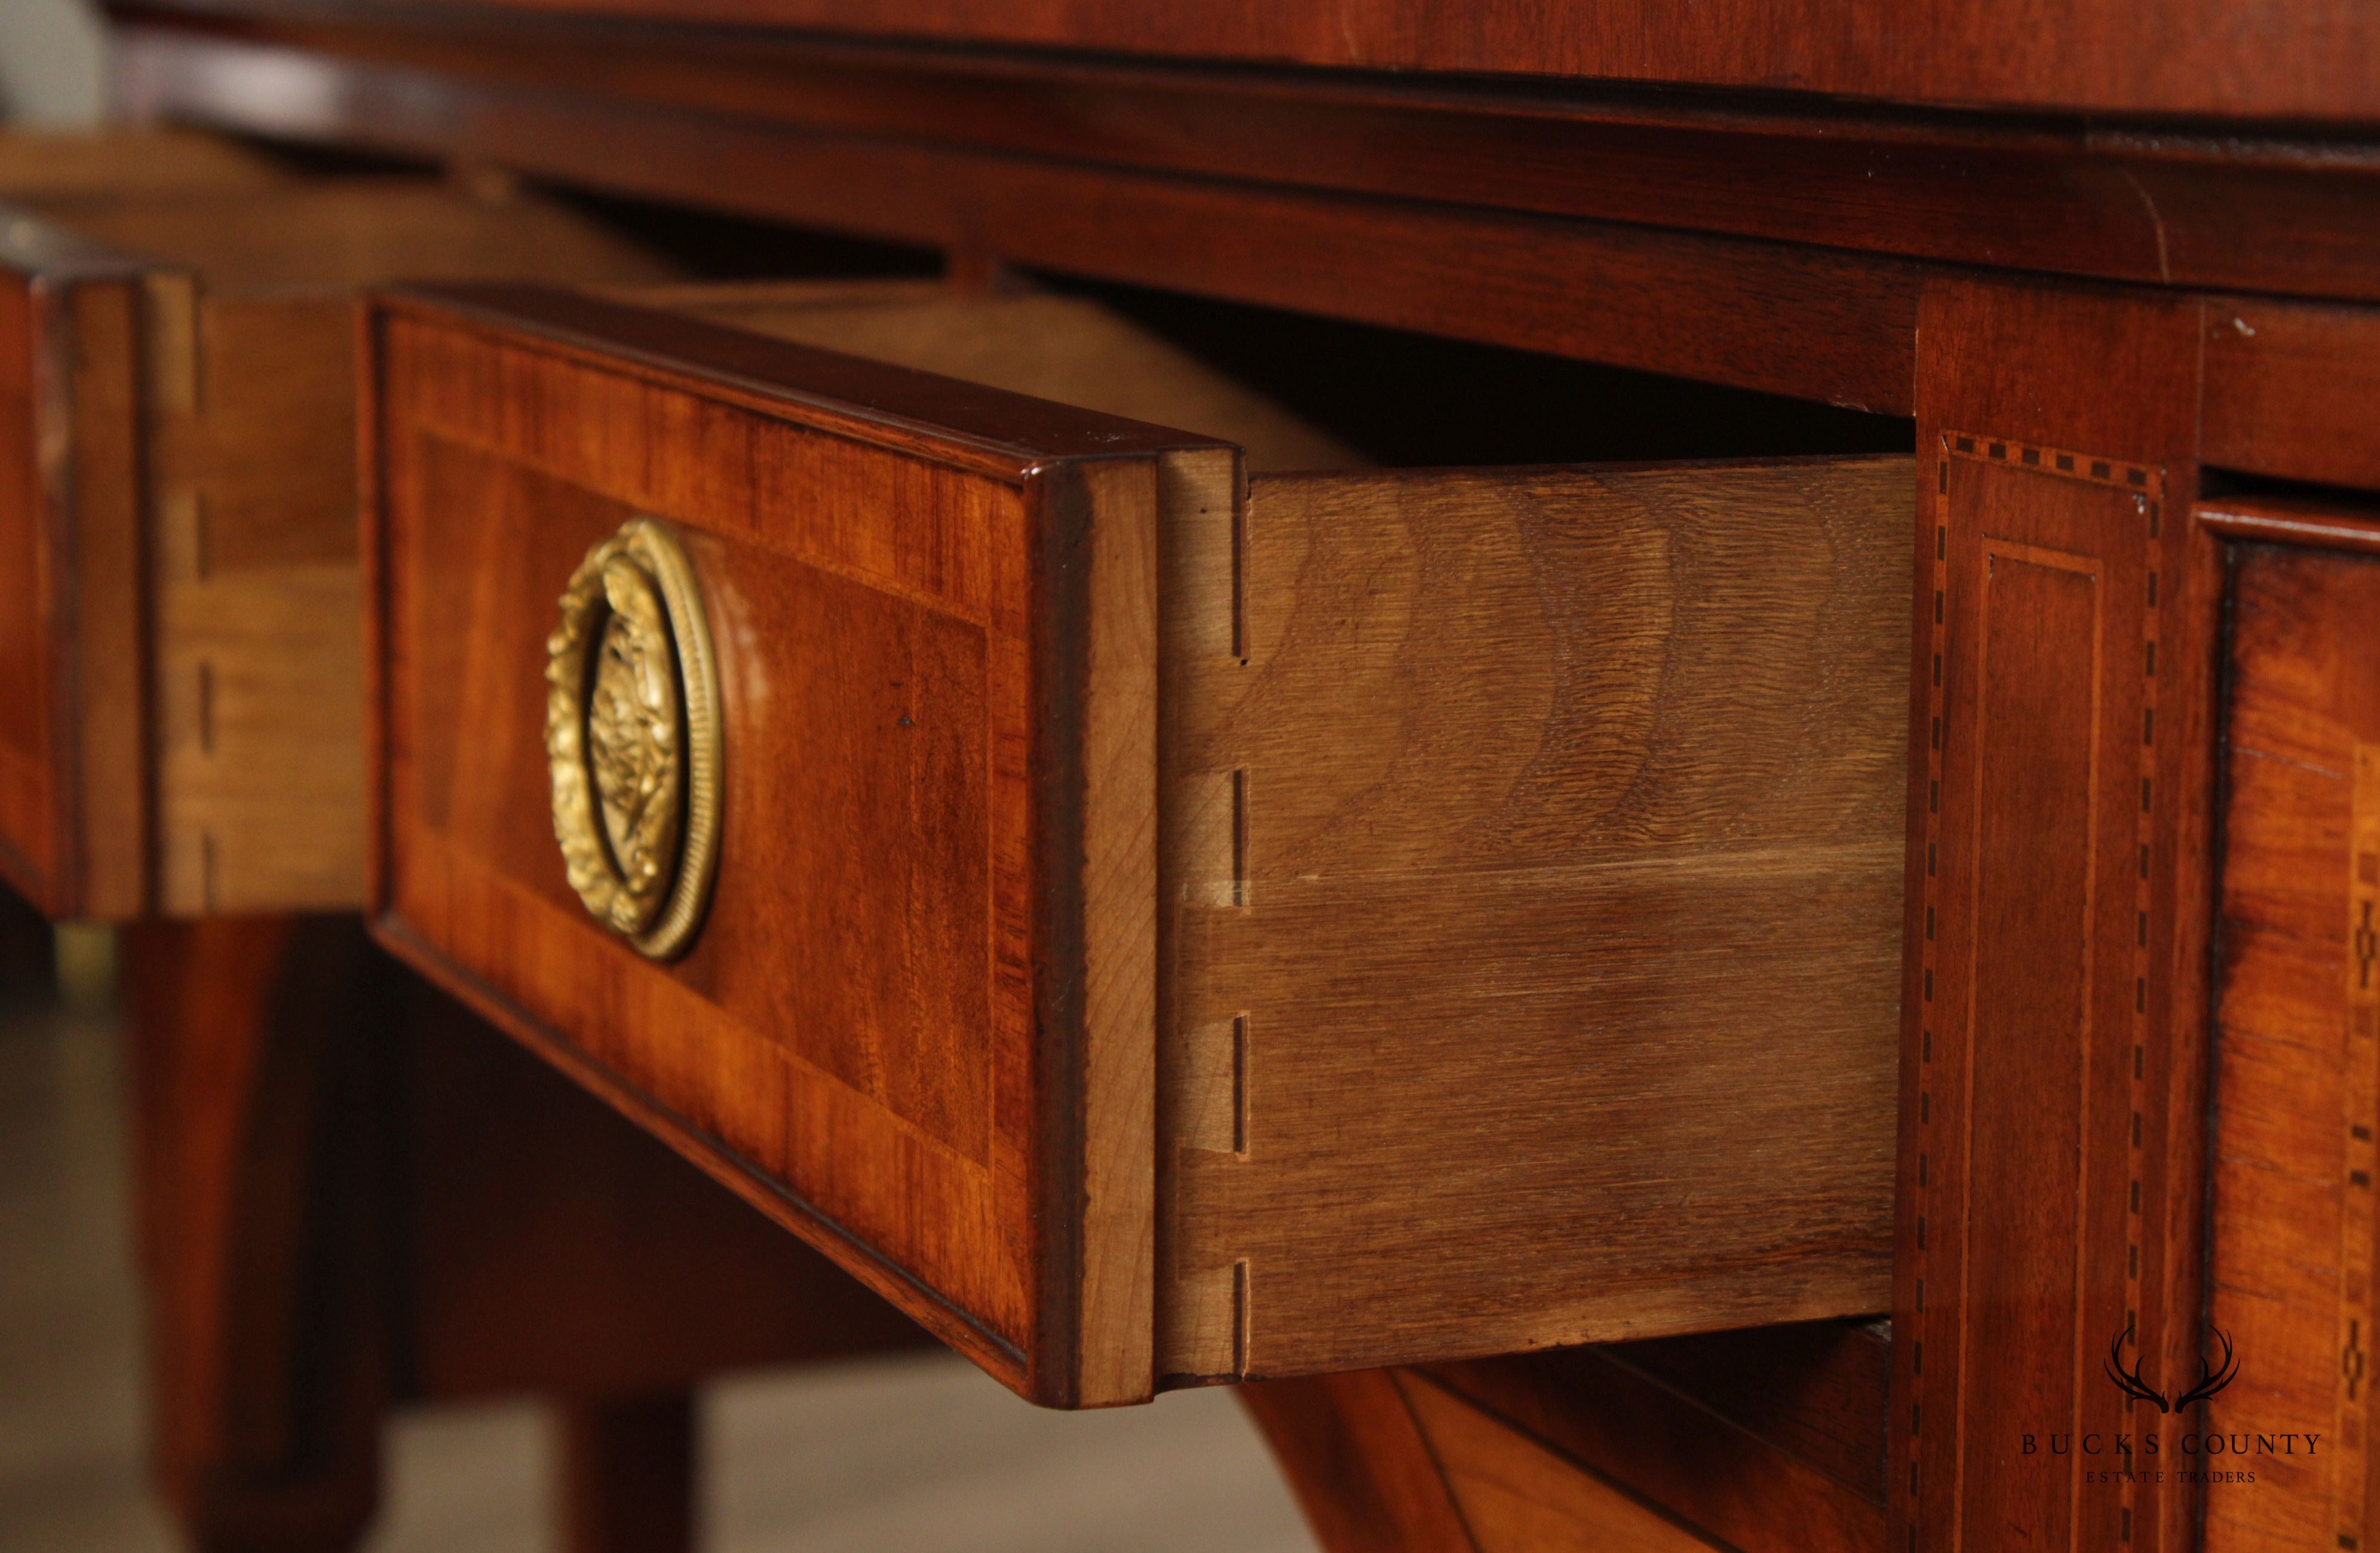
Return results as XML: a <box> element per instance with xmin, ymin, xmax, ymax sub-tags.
<box><xmin>0</xmin><ymin>222</ymin><xmax>150</xmax><ymax>919</ymax></box>
<box><xmin>366</xmin><ymin>285</ymin><xmax>1222</xmax><ymax>1404</ymax></box>
<box><xmin>0</xmin><ymin>182</ymin><xmax>681</xmax><ymax>920</ymax></box>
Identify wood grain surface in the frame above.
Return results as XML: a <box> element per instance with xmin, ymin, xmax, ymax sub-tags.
<box><xmin>1399</xmin><ymin>1373</ymin><xmax>1718</xmax><ymax>1551</ymax></box>
<box><xmin>121</xmin><ymin>915</ymin><xmax>389</xmax><ymax>1551</ymax></box>
<box><xmin>21</xmin><ymin>180</ymin><xmax>682</xmax><ymax>291</ymax></box>
<box><xmin>367</xmin><ymin>282</ymin><xmax>1907</xmax><ymax>1406</ymax></box>
<box><xmin>1161</xmin><ymin>459</ymin><xmax>1909</xmax><ymax>1381</ymax></box>
<box><xmin>657</xmin><ymin>287</ymin><xmax>1361</xmax><ymax>475</ymax></box>
<box><xmin>1246</xmin><ymin>1352</ymin><xmax>1891</xmax><ymax>1553</ymax></box>
<box><xmin>122</xmin><ymin>909</ymin><xmax>941</xmax><ymax>1553</ymax></box>
<box><xmin>70</xmin><ymin>4</ymin><xmax>2380</xmax><ymax>1544</ymax></box>
<box><xmin>365</xmin><ymin>284</ymin><xmax>1229</xmax><ymax>1405</ymax></box>
<box><xmin>123</xmin><ymin>185</ymin><xmax>676</xmax><ymax>915</ymax></box>
<box><xmin>0</xmin><ymin>221</ymin><xmax>151</xmax><ymax>921</ymax></box>
<box><xmin>2207</xmin><ymin>542</ymin><xmax>2380</xmax><ymax>1553</ymax></box>
<box><xmin>1241</xmin><ymin>1370</ymin><xmax>1479</xmax><ymax>1553</ymax></box>
<box><xmin>1895</xmin><ymin>279</ymin><xmax>2218</xmax><ymax>1553</ymax></box>
<box><xmin>0</xmin><ymin>124</ymin><xmax>289</xmax><ymax>196</ymax></box>
<box><xmin>1424</xmin><ymin>1324</ymin><xmax>1891</xmax><ymax>1553</ymax></box>
<box><xmin>2199</xmin><ymin>498</ymin><xmax>2380</xmax><ymax>559</ymax></box>
<box><xmin>109</xmin><ymin>24</ymin><xmax>1922</xmax><ymax>415</ymax></box>
<box><xmin>0</xmin><ymin>179</ymin><xmax>680</xmax><ymax>920</ymax></box>
<box><xmin>395</xmin><ymin>975</ymin><xmax>933</xmax><ymax>1405</ymax></box>
<box><xmin>102</xmin><ymin>8</ymin><xmax>2380</xmax><ymax>305</ymax></box>
<box><xmin>114</xmin><ymin>0</ymin><xmax>2380</xmax><ymax>121</ymax></box>
<box><xmin>2204</xmin><ymin>300</ymin><xmax>2380</xmax><ymax>497</ymax></box>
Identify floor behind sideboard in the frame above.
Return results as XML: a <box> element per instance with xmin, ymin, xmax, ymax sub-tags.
<box><xmin>0</xmin><ymin>966</ymin><xmax>1312</xmax><ymax>1553</ymax></box>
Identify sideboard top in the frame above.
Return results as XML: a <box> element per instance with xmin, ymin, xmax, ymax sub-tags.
<box><xmin>166</xmin><ymin>0</ymin><xmax>2380</xmax><ymax>124</ymax></box>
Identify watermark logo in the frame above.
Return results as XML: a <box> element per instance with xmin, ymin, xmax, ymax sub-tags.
<box><xmin>2103</xmin><ymin>1322</ymin><xmax>2240</xmax><ymax>1414</ymax></box>
<box><xmin>2017</xmin><ymin>1324</ymin><xmax>2296</xmax><ymax>1488</ymax></box>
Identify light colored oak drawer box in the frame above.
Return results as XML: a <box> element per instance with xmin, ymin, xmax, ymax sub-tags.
<box><xmin>0</xmin><ymin>126</ymin><xmax>290</xmax><ymax>199</ymax></box>
<box><xmin>0</xmin><ymin>177</ymin><xmax>678</xmax><ymax>918</ymax></box>
<box><xmin>362</xmin><ymin>283</ymin><xmax>1910</xmax><ymax>1407</ymax></box>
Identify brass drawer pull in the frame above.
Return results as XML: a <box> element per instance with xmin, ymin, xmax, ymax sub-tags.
<box><xmin>544</xmin><ymin>516</ymin><xmax>722</xmax><ymax>960</ymax></box>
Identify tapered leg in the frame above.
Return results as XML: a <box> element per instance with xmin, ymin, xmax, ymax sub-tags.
<box><xmin>121</xmin><ymin>915</ymin><xmax>389</xmax><ymax>1553</ymax></box>
<box><xmin>1239</xmin><ymin>1373</ymin><xmax>1476</xmax><ymax>1553</ymax></box>
<box><xmin>559</xmin><ymin>1392</ymin><xmax>696</xmax><ymax>1553</ymax></box>
<box><xmin>122</xmin><ymin>914</ymin><xmax>932</xmax><ymax>1552</ymax></box>
<box><xmin>0</xmin><ymin>882</ymin><xmax>54</xmax><ymax>994</ymax></box>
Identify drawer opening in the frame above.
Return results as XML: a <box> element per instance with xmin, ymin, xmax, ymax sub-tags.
<box><xmin>363</xmin><ymin>277</ymin><xmax>1911</xmax><ymax>1406</ymax></box>
<box><xmin>1053</xmin><ymin>275</ymin><xmax>1914</xmax><ymax>471</ymax></box>
<box><xmin>630</xmin><ymin>271</ymin><xmax>1915</xmax><ymax>476</ymax></box>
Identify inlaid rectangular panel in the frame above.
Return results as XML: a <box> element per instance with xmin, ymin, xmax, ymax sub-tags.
<box><xmin>366</xmin><ymin>286</ymin><xmax>1206</xmax><ymax>1405</ymax></box>
<box><xmin>1895</xmin><ymin>278</ymin><xmax>2213</xmax><ymax>1553</ymax></box>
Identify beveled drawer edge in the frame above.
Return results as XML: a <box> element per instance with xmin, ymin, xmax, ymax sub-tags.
<box><xmin>367</xmin><ymin>912</ymin><xmax>1035</xmax><ymax>1390</ymax></box>
<box><xmin>369</xmin><ymin>284</ymin><xmax>1236</xmax><ymax>480</ymax></box>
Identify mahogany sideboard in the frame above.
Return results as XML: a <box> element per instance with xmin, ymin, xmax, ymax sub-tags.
<box><xmin>7</xmin><ymin>1</ymin><xmax>2378</xmax><ymax>1548</ymax></box>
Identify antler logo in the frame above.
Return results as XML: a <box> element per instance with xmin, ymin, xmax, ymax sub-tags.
<box><xmin>2103</xmin><ymin>1323</ymin><xmax>2240</xmax><ymax>1413</ymax></box>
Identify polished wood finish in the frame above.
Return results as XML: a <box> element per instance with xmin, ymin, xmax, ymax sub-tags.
<box><xmin>109</xmin><ymin>8</ymin><xmax>2380</xmax><ymax>309</ymax></box>
<box><xmin>2200</xmin><ymin>497</ymin><xmax>2380</xmax><ymax>557</ymax></box>
<box><xmin>650</xmin><ymin>285</ymin><xmax>1360</xmax><ymax>474</ymax></box>
<box><xmin>88</xmin><ymin>0</ymin><xmax>2380</xmax><ymax>1545</ymax></box>
<box><xmin>118</xmin><ymin>0</ymin><xmax>2380</xmax><ymax>121</ymax></box>
<box><xmin>123</xmin><ymin>915</ymin><xmax>388</xmax><ymax>1552</ymax></box>
<box><xmin>366</xmin><ymin>283</ymin><xmax>1228</xmax><ymax>1407</ymax></box>
<box><xmin>2207</xmin><ymin>541</ymin><xmax>2380</xmax><ymax>1553</ymax></box>
<box><xmin>1240</xmin><ymin>1370</ymin><xmax>1477</xmax><ymax>1553</ymax></box>
<box><xmin>1424</xmin><ymin>1326</ymin><xmax>1890</xmax><ymax>1553</ymax></box>
<box><xmin>365</xmin><ymin>283</ymin><xmax>1904</xmax><ymax>1403</ymax></box>
<box><xmin>0</xmin><ymin>225</ymin><xmax>150</xmax><ymax>921</ymax></box>
<box><xmin>395</xmin><ymin>975</ymin><xmax>931</xmax><ymax>1402</ymax></box>
<box><xmin>1247</xmin><ymin>1354</ymin><xmax>1882</xmax><ymax>1552</ymax></box>
<box><xmin>1608</xmin><ymin>1323</ymin><xmax>1891</xmax><ymax>1503</ymax></box>
<box><xmin>1895</xmin><ymin>279</ymin><xmax>2217</xmax><ymax>1552</ymax></box>
<box><xmin>1398</xmin><ymin>1373</ymin><xmax>1718</xmax><ymax>1551</ymax></box>
<box><xmin>2203</xmin><ymin>301</ymin><xmax>2380</xmax><ymax>495</ymax></box>
<box><xmin>0</xmin><ymin>183</ymin><xmax>676</xmax><ymax>921</ymax></box>
<box><xmin>1163</xmin><ymin>460</ymin><xmax>1904</xmax><ymax>1381</ymax></box>
<box><xmin>0</xmin><ymin>125</ymin><xmax>287</xmax><ymax>196</ymax></box>
<box><xmin>112</xmin><ymin>22</ymin><xmax>1922</xmax><ymax>415</ymax></box>
<box><xmin>23</xmin><ymin>181</ymin><xmax>676</xmax><ymax>290</ymax></box>
<box><xmin>125</xmin><ymin>912</ymin><xmax>931</xmax><ymax>1553</ymax></box>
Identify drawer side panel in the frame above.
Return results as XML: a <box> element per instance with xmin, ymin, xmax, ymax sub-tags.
<box><xmin>1163</xmin><ymin>457</ymin><xmax>1909</xmax><ymax>1379</ymax></box>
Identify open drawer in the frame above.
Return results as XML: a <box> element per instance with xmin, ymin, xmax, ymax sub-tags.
<box><xmin>0</xmin><ymin>178</ymin><xmax>680</xmax><ymax>918</ymax></box>
<box><xmin>362</xmin><ymin>283</ymin><xmax>1912</xmax><ymax>1407</ymax></box>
